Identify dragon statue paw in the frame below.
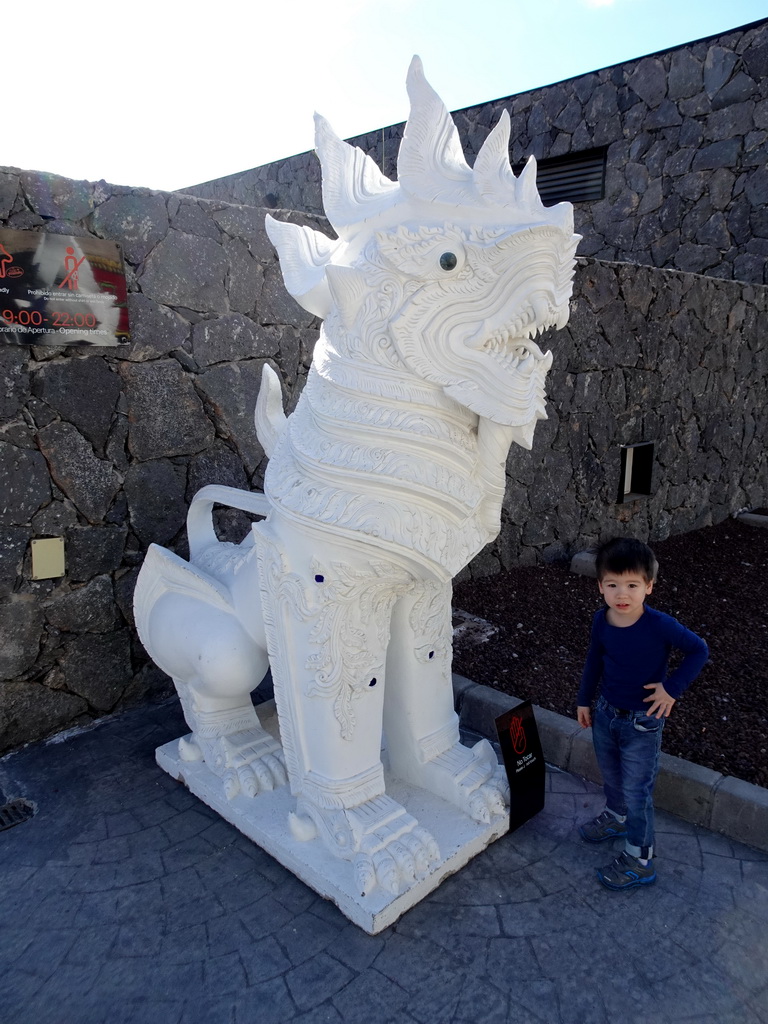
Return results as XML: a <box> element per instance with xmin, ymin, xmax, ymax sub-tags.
<box><xmin>289</xmin><ymin>794</ymin><xmax>440</xmax><ymax>896</ymax></box>
<box><xmin>180</xmin><ymin>726</ymin><xmax>287</xmax><ymax>800</ymax></box>
<box><xmin>417</xmin><ymin>738</ymin><xmax>509</xmax><ymax>824</ymax></box>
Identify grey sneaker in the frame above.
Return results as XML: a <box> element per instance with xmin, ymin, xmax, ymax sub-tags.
<box><xmin>579</xmin><ymin>810</ymin><xmax>627</xmax><ymax>843</ymax></box>
<box><xmin>596</xmin><ymin>851</ymin><xmax>656</xmax><ymax>891</ymax></box>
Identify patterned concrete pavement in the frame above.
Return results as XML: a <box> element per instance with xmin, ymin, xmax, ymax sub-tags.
<box><xmin>1</xmin><ymin>699</ymin><xmax>767</xmax><ymax>1024</ymax></box>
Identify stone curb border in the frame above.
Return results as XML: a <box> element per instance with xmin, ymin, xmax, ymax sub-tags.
<box><xmin>735</xmin><ymin>511</ymin><xmax>768</xmax><ymax>529</ymax></box>
<box><xmin>453</xmin><ymin>674</ymin><xmax>768</xmax><ymax>854</ymax></box>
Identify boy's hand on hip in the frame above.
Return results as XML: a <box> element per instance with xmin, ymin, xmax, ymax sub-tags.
<box><xmin>577</xmin><ymin>705</ymin><xmax>591</xmax><ymax>728</ymax></box>
<box><xmin>643</xmin><ymin>683</ymin><xmax>676</xmax><ymax>718</ymax></box>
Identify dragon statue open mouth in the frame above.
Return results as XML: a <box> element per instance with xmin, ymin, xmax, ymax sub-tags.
<box><xmin>135</xmin><ymin>57</ymin><xmax>579</xmax><ymax>909</ymax></box>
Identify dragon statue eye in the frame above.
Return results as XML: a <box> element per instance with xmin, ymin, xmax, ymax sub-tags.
<box><xmin>439</xmin><ymin>252</ymin><xmax>458</xmax><ymax>271</ymax></box>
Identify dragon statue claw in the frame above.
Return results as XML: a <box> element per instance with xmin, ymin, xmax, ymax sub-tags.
<box><xmin>292</xmin><ymin>793</ymin><xmax>441</xmax><ymax>897</ymax></box>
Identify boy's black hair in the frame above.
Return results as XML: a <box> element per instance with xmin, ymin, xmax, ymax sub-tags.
<box><xmin>595</xmin><ymin>537</ymin><xmax>658</xmax><ymax>582</ymax></box>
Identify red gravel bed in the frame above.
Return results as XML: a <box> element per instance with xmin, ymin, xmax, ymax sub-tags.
<box><xmin>452</xmin><ymin>517</ymin><xmax>768</xmax><ymax>788</ymax></box>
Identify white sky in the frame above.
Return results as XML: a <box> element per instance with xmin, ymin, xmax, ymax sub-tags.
<box><xmin>5</xmin><ymin>0</ymin><xmax>767</xmax><ymax>193</ymax></box>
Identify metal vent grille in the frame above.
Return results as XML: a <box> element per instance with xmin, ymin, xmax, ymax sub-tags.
<box><xmin>514</xmin><ymin>148</ymin><xmax>607</xmax><ymax>205</ymax></box>
<box><xmin>0</xmin><ymin>799</ymin><xmax>35</xmax><ymax>831</ymax></box>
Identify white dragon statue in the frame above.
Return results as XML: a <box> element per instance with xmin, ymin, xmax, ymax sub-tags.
<box><xmin>134</xmin><ymin>57</ymin><xmax>579</xmax><ymax>898</ymax></box>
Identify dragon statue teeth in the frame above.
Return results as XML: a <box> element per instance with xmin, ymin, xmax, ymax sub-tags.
<box><xmin>134</xmin><ymin>57</ymin><xmax>579</xmax><ymax>907</ymax></box>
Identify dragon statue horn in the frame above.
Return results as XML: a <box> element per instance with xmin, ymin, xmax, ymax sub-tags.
<box><xmin>472</xmin><ymin>108</ymin><xmax>518</xmax><ymax>204</ymax></box>
<box><xmin>397</xmin><ymin>55</ymin><xmax>474</xmax><ymax>203</ymax></box>
<box><xmin>263</xmin><ymin>214</ymin><xmax>336</xmax><ymax>318</ymax></box>
<box><xmin>314</xmin><ymin>112</ymin><xmax>398</xmax><ymax>239</ymax></box>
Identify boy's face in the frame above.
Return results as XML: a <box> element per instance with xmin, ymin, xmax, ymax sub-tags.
<box><xmin>598</xmin><ymin>571</ymin><xmax>653</xmax><ymax>625</ymax></box>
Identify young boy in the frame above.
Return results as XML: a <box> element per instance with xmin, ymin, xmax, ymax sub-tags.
<box><xmin>576</xmin><ymin>537</ymin><xmax>708</xmax><ymax>891</ymax></box>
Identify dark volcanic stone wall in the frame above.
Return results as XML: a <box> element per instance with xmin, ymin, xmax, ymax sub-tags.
<box><xmin>0</xmin><ymin>167</ymin><xmax>323</xmax><ymax>753</ymax></box>
<box><xmin>187</xmin><ymin>18</ymin><xmax>768</xmax><ymax>286</ymax></box>
<box><xmin>0</xmin><ymin>165</ymin><xmax>765</xmax><ymax>751</ymax></box>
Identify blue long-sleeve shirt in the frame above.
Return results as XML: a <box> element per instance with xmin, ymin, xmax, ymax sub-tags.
<box><xmin>577</xmin><ymin>605</ymin><xmax>708</xmax><ymax>710</ymax></box>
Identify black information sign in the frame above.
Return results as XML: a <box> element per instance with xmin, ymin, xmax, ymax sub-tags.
<box><xmin>0</xmin><ymin>228</ymin><xmax>129</xmax><ymax>346</ymax></box>
<box><xmin>496</xmin><ymin>700</ymin><xmax>546</xmax><ymax>833</ymax></box>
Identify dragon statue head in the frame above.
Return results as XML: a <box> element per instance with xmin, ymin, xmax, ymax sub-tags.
<box><xmin>266</xmin><ymin>57</ymin><xmax>580</xmax><ymax>449</ymax></box>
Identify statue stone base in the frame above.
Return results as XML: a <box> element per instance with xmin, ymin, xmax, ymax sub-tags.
<box><xmin>155</xmin><ymin>700</ymin><xmax>507</xmax><ymax>934</ymax></box>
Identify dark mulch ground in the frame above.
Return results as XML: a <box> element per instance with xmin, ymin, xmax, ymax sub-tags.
<box><xmin>452</xmin><ymin>517</ymin><xmax>768</xmax><ymax>788</ymax></box>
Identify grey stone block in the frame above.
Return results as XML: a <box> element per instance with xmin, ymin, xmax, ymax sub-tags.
<box><xmin>259</xmin><ymin>261</ymin><xmax>316</xmax><ymax>329</ymax></box>
<box><xmin>170</xmin><ymin>198</ymin><xmax>221</xmax><ymax>241</ymax></box>
<box><xmin>570</xmin><ymin>550</ymin><xmax>597</xmax><ymax>577</ymax></box>
<box><xmin>37</xmin><ymin>422</ymin><xmax>119</xmax><ymax>525</ymax></box>
<box><xmin>0</xmin><ymin>526</ymin><xmax>30</xmax><ymax>595</ymax></box>
<box><xmin>0</xmin><ymin>441</ymin><xmax>51</xmax><ymax>527</ymax></box>
<box><xmin>64</xmin><ymin>526</ymin><xmax>127</xmax><ymax>582</ymax></box>
<box><xmin>45</xmin><ymin>576</ymin><xmax>119</xmax><ymax>633</ymax></box>
<box><xmin>534</xmin><ymin>706</ymin><xmax>582</xmax><ymax>770</ymax></box>
<box><xmin>32</xmin><ymin>358</ymin><xmax>121</xmax><ymax>453</ymax></box>
<box><xmin>0</xmin><ymin>593</ymin><xmax>43</xmax><ymax>679</ymax></box>
<box><xmin>196</xmin><ymin>361</ymin><xmax>269</xmax><ymax>474</ymax></box>
<box><xmin>223</xmin><ymin>237</ymin><xmax>264</xmax><ymax>316</ymax></box>
<box><xmin>567</xmin><ymin>727</ymin><xmax>601</xmax><ymax>785</ymax></box>
<box><xmin>185</xmin><ymin>442</ymin><xmax>249</xmax><ymax>504</ymax></box>
<box><xmin>0</xmin><ymin>346</ymin><xmax>28</xmax><ymax>420</ymax></box>
<box><xmin>0</xmin><ymin>679</ymin><xmax>87</xmax><ymax>751</ymax></box>
<box><xmin>191</xmin><ymin>313</ymin><xmax>275</xmax><ymax>366</ymax></box>
<box><xmin>211</xmin><ymin>204</ymin><xmax>282</xmax><ymax>263</ymax></box>
<box><xmin>628</xmin><ymin>58</ymin><xmax>667</xmax><ymax>109</ymax></box>
<box><xmin>0</xmin><ymin>169</ymin><xmax>19</xmax><ymax>219</ymax></box>
<box><xmin>56</xmin><ymin>630</ymin><xmax>133</xmax><ymax>712</ymax></box>
<box><xmin>124</xmin><ymin>293</ymin><xmax>189</xmax><ymax>362</ymax></box>
<box><xmin>457</xmin><ymin>682</ymin><xmax>521</xmax><ymax>740</ymax></box>
<box><xmin>654</xmin><ymin>751</ymin><xmax>721</xmax><ymax>827</ymax></box>
<box><xmin>120</xmin><ymin>360</ymin><xmax>214</xmax><ymax>461</ymax></box>
<box><xmin>451</xmin><ymin>673</ymin><xmax>478</xmax><ymax>707</ymax></box>
<box><xmin>20</xmin><ymin>170</ymin><xmax>93</xmax><ymax>221</ymax></box>
<box><xmin>140</xmin><ymin>230</ymin><xmax>228</xmax><ymax>312</ymax></box>
<box><xmin>123</xmin><ymin>461</ymin><xmax>187</xmax><ymax>546</ymax></box>
<box><xmin>710</xmin><ymin>775</ymin><xmax>768</xmax><ymax>854</ymax></box>
<box><xmin>92</xmin><ymin>192</ymin><xmax>168</xmax><ymax>264</ymax></box>
<box><xmin>736</xmin><ymin>512</ymin><xmax>768</xmax><ymax>528</ymax></box>
<box><xmin>32</xmin><ymin>500</ymin><xmax>79</xmax><ymax>536</ymax></box>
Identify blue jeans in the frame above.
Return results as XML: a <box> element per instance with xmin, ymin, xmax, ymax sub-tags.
<box><xmin>592</xmin><ymin>695</ymin><xmax>665</xmax><ymax>859</ymax></box>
